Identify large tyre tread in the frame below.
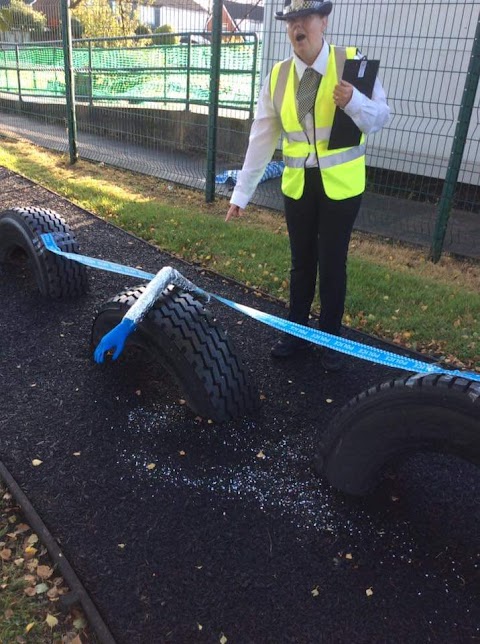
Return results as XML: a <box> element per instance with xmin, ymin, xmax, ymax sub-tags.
<box><xmin>0</xmin><ymin>206</ymin><xmax>88</xmax><ymax>298</ymax></box>
<box><xmin>315</xmin><ymin>373</ymin><xmax>480</xmax><ymax>496</ymax></box>
<box><xmin>92</xmin><ymin>286</ymin><xmax>258</xmax><ymax>422</ymax></box>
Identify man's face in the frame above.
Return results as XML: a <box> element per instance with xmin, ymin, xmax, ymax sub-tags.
<box><xmin>286</xmin><ymin>14</ymin><xmax>328</xmax><ymax>64</ymax></box>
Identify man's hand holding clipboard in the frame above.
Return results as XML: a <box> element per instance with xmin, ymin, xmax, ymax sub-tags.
<box><xmin>328</xmin><ymin>58</ymin><xmax>380</xmax><ymax>150</ymax></box>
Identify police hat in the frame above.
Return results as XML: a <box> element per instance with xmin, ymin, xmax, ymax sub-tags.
<box><xmin>275</xmin><ymin>0</ymin><xmax>333</xmax><ymax>20</ymax></box>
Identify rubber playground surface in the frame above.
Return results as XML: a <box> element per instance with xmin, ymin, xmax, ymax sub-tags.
<box><xmin>1</xmin><ymin>169</ymin><xmax>479</xmax><ymax>642</ymax></box>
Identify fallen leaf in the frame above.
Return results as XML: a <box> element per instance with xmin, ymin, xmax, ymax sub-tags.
<box><xmin>0</xmin><ymin>548</ymin><xmax>12</xmax><ymax>560</ymax></box>
<box><xmin>73</xmin><ymin>616</ymin><xmax>87</xmax><ymax>629</ymax></box>
<box><xmin>26</xmin><ymin>534</ymin><xmax>39</xmax><ymax>546</ymax></box>
<box><xmin>220</xmin><ymin>636</ymin><xmax>227</xmax><ymax>644</ymax></box>
<box><xmin>37</xmin><ymin>565</ymin><xmax>53</xmax><ymax>579</ymax></box>
<box><xmin>45</xmin><ymin>613</ymin><xmax>58</xmax><ymax>628</ymax></box>
<box><xmin>311</xmin><ymin>586</ymin><xmax>320</xmax><ymax>597</ymax></box>
<box><xmin>35</xmin><ymin>583</ymin><xmax>49</xmax><ymax>594</ymax></box>
<box><xmin>345</xmin><ymin>553</ymin><xmax>353</xmax><ymax>560</ymax></box>
<box><xmin>31</xmin><ymin>459</ymin><xmax>43</xmax><ymax>467</ymax></box>
<box><xmin>366</xmin><ymin>587</ymin><xmax>374</xmax><ymax>597</ymax></box>
<box><xmin>197</xmin><ymin>623</ymin><xmax>203</xmax><ymax>631</ymax></box>
<box><xmin>25</xmin><ymin>623</ymin><xmax>35</xmax><ymax>633</ymax></box>
<box><xmin>179</xmin><ymin>450</ymin><xmax>186</xmax><ymax>456</ymax></box>
<box><xmin>256</xmin><ymin>450</ymin><xmax>266</xmax><ymax>459</ymax></box>
<box><xmin>70</xmin><ymin>635</ymin><xmax>83</xmax><ymax>644</ymax></box>
<box><xmin>326</xmin><ymin>398</ymin><xmax>333</xmax><ymax>403</ymax></box>
<box><xmin>146</xmin><ymin>463</ymin><xmax>156</xmax><ymax>471</ymax></box>
<box><xmin>24</xmin><ymin>586</ymin><xmax>36</xmax><ymax>597</ymax></box>
<box><xmin>73</xmin><ymin>452</ymin><xmax>81</xmax><ymax>457</ymax></box>
<box><xmin>26</xmin><ymin>557</ymin><xmax>39</xmax><ymax>570</ymax></box>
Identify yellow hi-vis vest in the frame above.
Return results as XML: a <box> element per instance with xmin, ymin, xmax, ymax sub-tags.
<box><xmin>270</xmin><ymin>45</ymin><xmax>366</xmax><ymax>201</ymax></box>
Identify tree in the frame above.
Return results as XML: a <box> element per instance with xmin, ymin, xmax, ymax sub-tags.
<box><xmin>70</xmin><ymin>15</ymin><xmax>84</xmax><ymax>39</ymax></box>
<box><xmin>72</xmin><ymin>0</ymin><xmax>139</xmax><ymax>43</ymax></box>
<box><xmin>0</xmin><ymin>0</ymin><xmax>46</xmax><ymax>37</ymax></box>
<box><xmin>48</xmin><ymin>15</ymin><xmax>84</xmax><ymax>41</ymax></box>
<box><xmin>0</xmin><ymin>12</ymin><xmax>11</xmax><ymax>33</ymax></box>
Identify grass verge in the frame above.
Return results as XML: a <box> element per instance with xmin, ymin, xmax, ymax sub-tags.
<box><xmin>0</xmin><ymin>137</ymin><xmax>479</xmax><ymax>370</ymax></box>
<box><xmin>0</xmin><ymin>484</ymin><xmax>94</xmax><ymax>643</ymax></box>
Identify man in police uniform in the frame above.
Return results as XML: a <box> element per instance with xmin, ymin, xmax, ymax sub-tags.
<box><xmin>225</xmin><ymin>0</ymin><xmax>390</xmax><ymax>370</ymax></box>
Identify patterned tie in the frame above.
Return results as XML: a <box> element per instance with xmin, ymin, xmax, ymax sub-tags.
<box><xmin>296</xmin><ymin>67</ymin><xmax>321</xmax><ymax>122</ymax></box>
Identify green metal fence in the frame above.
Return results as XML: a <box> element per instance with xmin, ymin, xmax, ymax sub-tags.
<box><xmin>0</xmin><ymin>0</ymin><xmax>479</xmax><ymax>260</ymax></box>
<box><xmin>0</xmin><ymin>34</ymin><xmax>260</xmax><ymax>113</ymax></box>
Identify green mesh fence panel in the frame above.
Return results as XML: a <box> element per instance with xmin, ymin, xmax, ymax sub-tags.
<box><xmin>0</xmin><ymin>40</ymin><xmax>260</xmax><ymax>108</ymax></box>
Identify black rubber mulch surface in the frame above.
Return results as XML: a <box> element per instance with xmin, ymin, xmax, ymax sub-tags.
<box><xmin>1</xmin><ymin>168</ymin><xmax>479</xmax><ymax>643</ymax></box>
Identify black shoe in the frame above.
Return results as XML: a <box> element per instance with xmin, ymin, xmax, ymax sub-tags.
<box><xmin>271</xmin><ymin>335</ymin><xmax>311</xmax><ymax>359</ymax></box>
<box><xmin>320</xmin><ymin>348</ymin><xmax>344</xmax><ymax>372</ymax></box>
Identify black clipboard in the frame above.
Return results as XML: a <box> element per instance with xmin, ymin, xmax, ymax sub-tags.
<box><xmin>327</xmin><ymin>58</ymin><xmax>380</xmax><ymax>150</ymax></box>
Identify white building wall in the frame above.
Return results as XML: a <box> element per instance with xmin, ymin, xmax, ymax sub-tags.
<box><xmin>261</xmin><ymin>0</ymin><xmax>480</xmax><ymax>185</ymax></box>
<box><xmin>156</xmin><ymin>7</ymin><xmax>207</xmax><ymax>32</ymax></box>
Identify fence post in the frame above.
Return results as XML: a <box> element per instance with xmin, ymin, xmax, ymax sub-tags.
<box><xmin>61</xmin><ymin>0</ymin><xmax>78</xmax><ymax>164</ymax></box>
<box><xmin>88</xmin><ymin>39</ymin><xmax>93</xmax><ymax>106</ymax></box>
<box><xmin>205</xmin><ymin>0</ymin><xmax>223</xmax><ymax>202</ymax></box>
<box><xmin>186</xmin><ymin>37</ymin><xmax>191</xmax><ymax>112</ymax></box>
<box><xmin>430</xmin><ymin>11</ymin><xmax>480</xmax><ymax>262</ymax></box>
<box><xmin>14</xmin><ymin>45</ymin><xmax>22</xmax><ymax>106</ymax></box>
<box><xmin>250</xmin><ymin>33</ymin><xmax>259</xmax><ymax>120</ymax></box>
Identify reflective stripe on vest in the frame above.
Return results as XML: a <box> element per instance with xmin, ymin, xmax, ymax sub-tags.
<box><xmin>270</xmin><ymin>45</ymin><xmax>366</xmax><ymax>201</ymax></box>
<box><xmin>284</xmin><ymin>144</ymin><xmax>366</xmax><ymax>169</ymax></box>
<box><xmin>286</xmin><ymin>127</ymin><xmax>332</xmax><ymax>143</ymax></box>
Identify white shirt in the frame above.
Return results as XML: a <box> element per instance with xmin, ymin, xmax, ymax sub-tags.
<box><xmin>230</xmin><ymin>40</ymin><xmax>390</xmax><ymax>210</ymax></box>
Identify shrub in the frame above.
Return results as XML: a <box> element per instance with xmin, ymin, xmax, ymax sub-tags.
<box><xmin>134</xmin><ymin>23</ymin><xmax>152</xmax><ymax>45</ymax></box>
<box><xmin>152</xmin><ymin>24</ymin><xmax>179</xmax><ymax>46</ymax></box>
<box><xmin>135</xmin><ymin>23</ymin><xmax>151</xmax><ymax>36</ymax></box>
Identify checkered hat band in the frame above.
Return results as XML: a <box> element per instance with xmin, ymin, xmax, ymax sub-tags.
<box><xmin>283</xmin><ymin>0</ymin><xmax>327</xmax><ymax>14</ymax></box>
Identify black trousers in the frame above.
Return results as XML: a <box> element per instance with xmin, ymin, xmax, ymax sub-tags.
<box><xmin>284</xmin><ymin>167</ymin><xmax>362</xmax><ymax>334</ymax></box>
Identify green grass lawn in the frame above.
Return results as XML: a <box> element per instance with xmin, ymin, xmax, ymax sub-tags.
<box><xmin>0</xmin><ymin>137</ymin><xmax>479</xmax><ymax>370</ymax></box>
